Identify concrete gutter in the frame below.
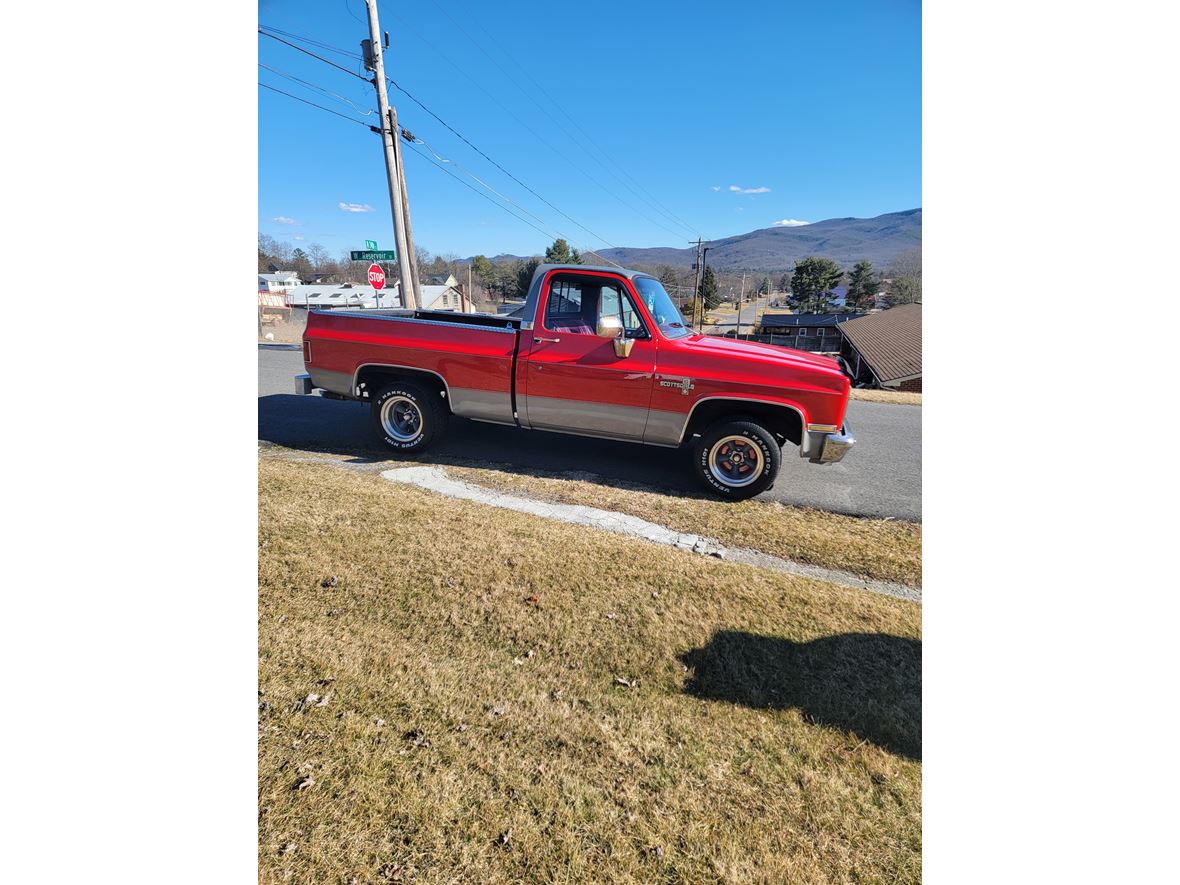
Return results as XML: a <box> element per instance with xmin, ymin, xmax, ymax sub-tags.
<box><xmin>380</xmin><ymin>465</ymin><xmax>920</xmax><ymax>603</ymax></box>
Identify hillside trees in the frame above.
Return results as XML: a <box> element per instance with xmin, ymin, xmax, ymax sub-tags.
<box><xmin>885</xmin><ymin>248</ymin><xmax>922</xmax><ymax>306</ymax></box>
<box><xmin>790</xmin><ymin>256</ymin><xmax>843</xmax><ymax>313</ymax></box>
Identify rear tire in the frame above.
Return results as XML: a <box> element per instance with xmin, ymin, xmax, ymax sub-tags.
<box><xmin>692</xmin><ymin>418</ymin><xmax>781</xmax><ymax>500</ymax></box>
<box><xmin>370</xmin><ymin>380</ymin><xmax>446</xmax><ymax>454</ymax></box>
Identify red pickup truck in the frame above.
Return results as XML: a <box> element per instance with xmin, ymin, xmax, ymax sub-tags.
<box><xmin>297</xmin><ymin>263</ymin><xmax>853</xmax><ymax>499</ymax></box>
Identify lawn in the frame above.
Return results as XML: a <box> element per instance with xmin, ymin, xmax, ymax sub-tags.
<box><xmin>444</xmin><ymin>462</ymin><xmax>921</xmax><ymax>587</ymax></box>
<box><xmin>848</xmin><ymin>389</ymin><xmax>922</xmax><ymax>405</ymax></box>
<box><xmin>259</xmin><ymin>457</ymin><xmax>921</xmax><ymax>884</ymax></box>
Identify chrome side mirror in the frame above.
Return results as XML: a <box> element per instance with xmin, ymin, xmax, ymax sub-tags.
<box><xmin>596</xmin><ymin>315</ymin><xmax>623</xmax><ymax>338</ymax></box>
<box><xmin>596</xmin><ymin>315</ymin><xmax>634</xmax><ymax>358</ymax></box>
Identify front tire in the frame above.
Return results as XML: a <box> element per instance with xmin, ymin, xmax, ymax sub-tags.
<box><xmin>370</xmin><ymin>380</ymin><xmax>446</xmax><ymax>454</ymax></box>
<box><xmin>692</xmin><ymin>418</ymin><xmax>781</xmax><ymax>500</ymax></box>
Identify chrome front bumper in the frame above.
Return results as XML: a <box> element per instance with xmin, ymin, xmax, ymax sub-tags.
<box><xmin>801</xmin><ymin>422</ymin><xmax>855</xmax><ymax>464</ymax></box>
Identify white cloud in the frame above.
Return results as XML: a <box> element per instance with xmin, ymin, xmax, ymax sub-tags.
<box><xmin>272</xmin><ymin>216</ymin><xmax>297</xmax><ymax>224</ymax></box>
<box><xmin>728</xmin><ymin>185</ymin><xmax>771</xmax><ymax>194</ymax></box>
<box><xmin>711</xmin><ymin>186</ymin><xmax>721</xmax><ymax>192</ymax></box>
<box><xmin>293</xmin><ymin>235</ymin><xmax>305</xmax><ymax>240</ymax></box>
<box><xmin>338</xmin><ymin>202</ymin><xmax>375</xmax><ymax>213</ymax></box>
<box><xmin>772</xmin><ymin>218</ymin><xmax>811</xmax><ymax>227</ymax></box>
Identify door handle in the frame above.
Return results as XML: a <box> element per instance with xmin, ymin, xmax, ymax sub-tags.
<box><xmin>534</xmin><ymin>336</ymin><xmax>561</xmax><ymax>343</ymax></box>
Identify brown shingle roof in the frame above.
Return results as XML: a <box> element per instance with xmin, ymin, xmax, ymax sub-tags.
<box><xmin>838</xmin><ymin>304</ymin><xmax>922</xmax><ymax>384</ymax></box>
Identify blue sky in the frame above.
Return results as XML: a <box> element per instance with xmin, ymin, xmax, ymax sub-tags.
<box><xmin>258</xmin><ymin>0</ymin><xmax>920</xmax><ymax>259</ymax></box>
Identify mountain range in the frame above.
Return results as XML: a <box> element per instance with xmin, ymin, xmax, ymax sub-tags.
<box><xmin>586</xmin><ymin>208</ymin><xmax>921</xmax><ymax>271</ymax></box>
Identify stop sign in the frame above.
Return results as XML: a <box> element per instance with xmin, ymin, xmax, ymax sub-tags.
<box><xmin>368</xmin><ymin>263</ymin><xmax>386</xmax><ymax>290</ymax></box>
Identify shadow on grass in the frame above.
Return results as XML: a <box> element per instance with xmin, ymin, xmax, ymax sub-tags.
<box><xmin>680</xmin><ymin>631</ymin><xmax>921</xmax><ymax>760</ymax></box>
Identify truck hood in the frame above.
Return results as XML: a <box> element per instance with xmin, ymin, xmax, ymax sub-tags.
<box><xmin>684</xmin><ymin>334</ymin><xmax>845</xmax><ymax>375</ymax></box>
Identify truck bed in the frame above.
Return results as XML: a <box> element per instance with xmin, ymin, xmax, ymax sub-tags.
<box><xmin>303</xmin><ymin>307</ymin><xmax>522</xmax><ymax>426</ymax></box>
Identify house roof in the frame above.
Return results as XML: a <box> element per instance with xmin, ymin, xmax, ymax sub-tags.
<box><xmin>285</xmin><ymin>284</ymin><xmax>384</xmax><ymax>308</ymax></box>
<box><xmin>760</xmin><ymin>312</ymin><xmax>864</xmax><ymax>328</ymax></box>
<box><xmin>258</xmin><ymin>272</ymin><xmax>300</xmax><ymax>283</ymax></box>
<box><xmin>838</xmin><ymin>303</ymin><xmax>922</xmax><ymax>384</ymax></box>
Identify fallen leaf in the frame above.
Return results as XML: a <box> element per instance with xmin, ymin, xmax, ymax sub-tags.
<box><xmin>320</xmin><ymin>576</ymin><xmax>337</xmax><ymax>588</ymax></box>
<box><xmin>294</xmin><ymin>775</ymin><xmax>315</xmax><ymax>791</ymax></box>
<box><xmin>375</xmin><ymin>718</ymin><xmax>385</xmax><ymax>728</ymax></box>
<box><xmin>282</xmin><ymin>842</ymin><xmax>297</xmax><ymax>855</ymax></box>
<box><xmin>496</xmin><ymin>829</ymin><xmax>511</xmax><ymax>848</ymax></box>
<box><xmin>605</xmin><ymin>612</ymin><xmax>617</xmax><ymax>620</ymax></box>
<box><xmin>491</xmin><ymin>705</ymin><xmax>506</xmax><ymax>716</ymax></box>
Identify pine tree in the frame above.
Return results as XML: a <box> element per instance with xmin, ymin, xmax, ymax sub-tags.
<box><xmin>845</xmin><ymin>260</ymin><xmax>880</xmax><ymax>310</ymax></box>
<box><xmin>700</xmin><ymin>265</ymin><xmax>721</xmax><ymax>310</ymax></box>
<box><xmin>544</xmin><ymin>238</ymin><xmax>582</xmax><ymax>264</ymax></box>
<box><xmin>790</xmin><ymin>257</ymin><xmax>843</xmax><ymax>314</ymax></box>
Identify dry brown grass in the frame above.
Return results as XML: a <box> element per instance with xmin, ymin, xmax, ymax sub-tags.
<box><xmin>259</xmin><ymin>457</ymin><xmax>921</xmax><ymax>884</ymax></box>
<box><xmin>445</xmin><ymin>462</ymin><xmax>921</xmax><ymax>587</ymax></box>
<box><xmin>849</xmin><ymin>389</ymin><xmax>921</xmax><ymax>405</ymax></box>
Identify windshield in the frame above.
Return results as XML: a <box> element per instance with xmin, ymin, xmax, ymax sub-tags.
<box><xmin>633</xmin><ymin>276</ymin><xmax>691</xmax><ymax>339</ymax></box>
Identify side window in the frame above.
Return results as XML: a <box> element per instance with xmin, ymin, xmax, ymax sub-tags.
<box><xmin>598</xmin><ymin>284</ymin><xmax>646</xmax><ymax>338</ymax></box>
<box><xmin>544</xmin><ymin>279</ymin><xmax>591</xmax><ymax>334</ymax></box>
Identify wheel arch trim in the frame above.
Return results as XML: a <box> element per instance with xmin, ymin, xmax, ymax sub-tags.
<box><xmin>677</xmin><ymin>396</ymin><xmax>808</xmax><ymax>445</ymax></box>
<box><xmin>352</xmin><ymin>362</ymin><xmax>452</xmax><ymax>400</ymax></box>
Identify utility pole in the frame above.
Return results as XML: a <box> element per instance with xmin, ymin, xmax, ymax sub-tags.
<box><xmin>362</xmin><ymin>0</ymin><xmax>417</xmax><ymax>309</ymax></box>
<box><xmin>736</xmin><ymin>273</ymin><xmax>746</xmax><ymax>340</ymax></box>
<box><xmin>690</xmin><ymin>238</ymin><xmax>702</xmax><ymax>332</ymax></box>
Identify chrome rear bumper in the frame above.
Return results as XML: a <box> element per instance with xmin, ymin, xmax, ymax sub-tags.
<box><xmin>295</xmin><ymin>373</ymin><xmax>314</xmax><ymax>395</ymax></box>
<box><xmin>801</xmin><ymin>422</ymin><xmax>855</xmax><ymax>464</ymax></box>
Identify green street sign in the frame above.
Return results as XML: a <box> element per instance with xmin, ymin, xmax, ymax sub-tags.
<box><xmin>365</xmin><ymin>239</ymin><xmax>378</xmax><ymax>250</ymax></box>
<box><xmin>351</xmin><ymin>250</ymin><xmax>397</xmax><ymax>261</ymax></box>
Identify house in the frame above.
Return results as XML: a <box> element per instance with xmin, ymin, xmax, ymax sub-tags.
<box><xmin>258</xmin><ymin>272</ymin><xmax>302</xmax><ymax>293</ymax></box>
<box><xmin>837</xmin><ymin>303</ymin><xmax>922</xmax><ymax>391</ymax></box>
<box><xmin>391</xmin><ymin>274</ymin><xmax>474</xmax><ymax>313</ymax></box>
<box><xmin>757</xmin><ymin>312</ymin><xmax>866</xmax><ymax>353</ymax></box>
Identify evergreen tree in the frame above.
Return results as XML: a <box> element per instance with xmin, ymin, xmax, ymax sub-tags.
<box><xmin>790</xmin><ymin>256</ymin><xmax>843</xmax><ymax>314</ymax></box>
<box><xmin>845</xmin><ymin>260</ymin><xmax>880</xmax><ymax>310</ymax></box>
<box><xmin>544</xmin><ymin>238</ymin><xmax>582</xmax><ymax>264</ymax></box>
<box><xmin>700</xmin><ymin>265</ymin><xmax>721</xmax><ymax>310</ymax></box>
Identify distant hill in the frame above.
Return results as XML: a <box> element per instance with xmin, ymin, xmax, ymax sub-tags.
<box><xmin>593</xmin><ymin>208</ymin><xmax>921</xmax><ymax>271</ymax></box>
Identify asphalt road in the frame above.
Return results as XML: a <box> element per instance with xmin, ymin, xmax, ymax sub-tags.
<box><xmin>258</xmin><ymin>345</ymin><xmax>921</xmax><ymax>521</ymax></box>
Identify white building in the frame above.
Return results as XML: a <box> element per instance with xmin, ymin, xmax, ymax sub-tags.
<box><xmin>392</xmin><ymin>274</ymin><xmax>474</xmax><ymax>313</ymax></box>
<box><xmin>258</xmin><ymin>272</ymin><xmax>302</xmax><ymax>293</ymax></box>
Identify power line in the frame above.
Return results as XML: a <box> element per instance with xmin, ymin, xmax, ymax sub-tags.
<box><xmin>401</xmin><ymin>140</ymin><xmax>569</xmax><ymax>246</ymax></box>
<box><xmin>258</xmin><ymin>77</ymin><xmax>617</xmax><ymax>264</ymax></box>
<box><xmin>424</xmin><ymin>0</ymin><xmax>702</xmax><ymax>239</ymax></box>
<box><xmin>384</xmin><ymin>75</ymin><xmax>620</xmax><ymax>252</ymax></box>
<box><xmin>259</xmin><ymin>82</ymin><xmax>373</xmax><ymax>129</ymax></box>
<box><xmin>257</xmin><ymin>23</ymin><xmax>363</xmax><ymax>59</ymax></box>
<box><xmin>384</xmin><ymin>10</ymin><xmax>692</xmax><ymax>243</ymax></box>
<box><xmin>258</xmin><ymin>21</ymin><xmax>627</xmax><ymax>255</ymax></box>
<box><xmin>258</xmin><ymin>27</ymin><xmax>370</xmax><ymax>82</ymax></box>
<box><xmin>406</xmin><ymin>131</ymin><xmax>620</xmax><ymax>263</ymax></box>
<box><xmin>259</xmin><ymin>63</ymin><xmax>375</xmax><ymax>116</ymax></box>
